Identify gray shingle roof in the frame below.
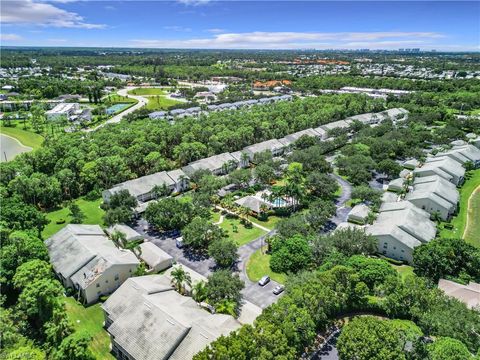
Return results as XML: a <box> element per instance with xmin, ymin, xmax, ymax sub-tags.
<box><xmin>46</xmin><ymin>225</ymin><xmax>139</xmax><ymax>289</ymax></box>
<box><xmin>102</xmin><ymin>276</ymin><xmax>241</xmax><ymax>360</ymax></box>
<box><xmin>182</xmin><ymin>153</ymin><xmax>237</xmax><ymax>175</ymax></box>
<box><xmin>106</xmin><ymin>171</ymin><xmax>175</xmax><ymax>199</ymax></box>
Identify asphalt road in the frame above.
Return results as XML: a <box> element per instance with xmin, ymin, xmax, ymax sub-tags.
<box><xmin>329</xmin><ymin>173</ymin><xmax>353</xmax><ymax>225</ymax></box>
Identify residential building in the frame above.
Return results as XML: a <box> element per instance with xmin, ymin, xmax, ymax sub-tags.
<box><xmin>438</xmin><ymin>279</ymin><xmax>480</xmax><ymax>310</ymax></box>
<box><xmin>138</xmin><ymin>242</ymin><xmax>173</xmax><ymax>273</ymax></box>
<box><xmin>406</xmin><ymin>175</ymin><xmax>459</xmax><ymax>220</ymax></box>
<box><xmin>367</xmin><ymin>201</ymin><xmax>436</xmax><ymax>263</ymax></box>
<box><xmin>106</xmin><ymin>224</ymin><xmax>144</xmax><ymax>243</ymax></box>
<box><xmin>230</xmin><ymin>151</ymin><xmax>250</xmax><ymax>168</ymax></box>
<box><xmin>182</xmin><ymin>152</ymin><xmax>238</xmax><ymax>176</ymax></box>
<box><xmin>235</xmin><ymin>196</ymin><xmax>270</xmax><ymax>214</ymax></box>
<box><xmin>243</xmin><ymin>139</ymin><xmax>287</xmax><ymax>161</ymax></box>
<box><xmin>102</xmin><ymin>171</ymin><xmax>176</xmax><ymax>203</ymax></box>
<box><xmin>347</xmin><ymin>204</ymin><xmax>370</xmax><ymax>224</ymax></box>
<box><xmin>435</xmin><ymin>144</ymin><xmax>480</xmax><ymax>168</ymax></box>
<box><xmin>414</xmin><ymin>157</ymin><xmax>465</xmax><ymax>186</ymax></box>
<box><xmin>279</xmin><ymin>128</ymin><xmax>323</xmax><ymax>148</ymax></box>
<box><xmin>387</xmin><ymin>178</ymin><xmax>405</xmax><ymax>192</ymax></box>
<box><xmin>46</xmin><ymin>103</ymin><xmax>80</xmax><ymax>120</ymax></box>
<box><xmin>46</xmin><ymin>225</ymin><xmax>139</xmax><ymax>305</ymax></box>
<box><xmin>102</xmin><ymin>275</ymin><xmax>241</xmax><ymax>360</ymax></box>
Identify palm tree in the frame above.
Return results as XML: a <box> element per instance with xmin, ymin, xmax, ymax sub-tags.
<box><xmin>191</xmin><ymin>280</ymin><xmax>207</xmax><ymax>303</ymax></box>
<box><xmin>110</xmin><ymin>230</ymin><xmax>127</xmax><ymax>248</ymax></box>
<box><xmin>170</xmin><ymin>266</ymin><xmax>192</xmax><ymax>295</ymax></box>
<box><xmin>240</xmin><ymin>152</ymin><xmax>250</xmax><ymax>168</ymax></box>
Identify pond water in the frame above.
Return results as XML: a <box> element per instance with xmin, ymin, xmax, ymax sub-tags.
<box><xmin>0</xmin><ymin>134</ymin><xmax>32</xmax><ymax>162</ymax></box>
<box><xmin>106</xmin><ymin>103</ymin><xmax>130</xmax><ymax>115</ymax></box>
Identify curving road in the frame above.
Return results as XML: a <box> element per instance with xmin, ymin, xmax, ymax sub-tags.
<box><xmin>87</xmin><ymin>87</ymin><xmax>148</xmax><ymax>132</ymax></box>
<box><xmin>329</xmin><ymin>173</ymin><xmax>353</xmax><ymax>225</ymax></box>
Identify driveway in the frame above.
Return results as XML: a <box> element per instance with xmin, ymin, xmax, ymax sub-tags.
<box><xmin>87</xmin><ymin>87</ymin><xmax>148</xmax><ymax>132</ymax></box>
<box><xmin>329</xmin><ymin>173</ymin><xmax>353</xmax><ymax>225</ymax></box>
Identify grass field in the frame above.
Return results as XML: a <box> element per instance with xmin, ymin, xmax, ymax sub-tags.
<box><xmin>64</xmin><ymin>297</ymin><xmax>114</xmax><ymax>360</ymax></box>
<box><xmin>439</xmin><ymin>169</ymin><xmax>480</xmax><ymax>247</ymax></box>
<box><xmin>105</xmin><ymin>94</ymin><xmax>137</xmax><ymax>104</ymax></box>
<box><xmin>127</xmin><ymin>88</ymin><xmax>168</xmax><ymax>96</ymax></box>
<box><xmin>1</xmin><ymin>126</ymin><xmax>44</xmax><ymax>149</ymax></box>
<box><xmin>246</xmin><ymin>246</ymin><xmax>288</xmax><ymax>284</ymax></box>
<box><xmin>463</xmin><ymin>185</ymin><xmax>480</xmax><ymax>246</ymax></box>
<box><xmin>250</xmin><ymin>214</ymin><xmax>282</xmax><ymax>230</ymax></box>
<box><xmin>42</xmin><ymin>197</ymin><xmax>105</xmax><ymax>238</ymax></box>
<box><xmin>146</xmin><ymin>96</ymin><xmax>182</xmax><ymax>110</ymax></box>
<box><xmin>218</xmin><ymin>213</ymin><xmax>267</xmax><ymax>246</ymax></box>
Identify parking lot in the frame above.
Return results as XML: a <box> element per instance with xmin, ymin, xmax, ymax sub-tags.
<box><xmin>133</xmin><ymin>218</ymin><xmax>283</xmax><ymax>309</ymax></box>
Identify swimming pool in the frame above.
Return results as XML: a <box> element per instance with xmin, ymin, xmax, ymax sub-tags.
<box><xmin>272</xmin><ymin>198</ymin><xmax>288</xmax><ymax>207</ymax></box>
<box><xmin>106</xmin><ymin>103</ymin><xmax>130</xmax><ymax>115</ymax></box>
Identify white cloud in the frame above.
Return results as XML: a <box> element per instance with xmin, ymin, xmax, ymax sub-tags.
<box><xmin>130</xmin><ymin>31</ymin><xmax>445</xmax><ymax>50</ymax></box>
<box><xmin>1</xmin><ymin>33</ymin><xmax>23</xmax><ymax>41</ymax></box>
<box><xmin>206</xmin><ymin>28</ymin><xmax>225</xmax><ymax>34</ymax></box>
<box><xmin>1</xmin><ymin>0</ymin><xmax>106</xmax><ymax>29</ymax></box>
<box><xmin>47</xmin><ymin>38</ymin><xmax>67</xmax><ymax>43</ymax></box>
<box><xmin>176</xmin><ymin>0</ymin><xmax>211</xmax><ymax>6</ymax></box>
<box><xmin>163</xmin><ymin>25</ymin><xmax>192</xmax><ymax>32</ymax></box>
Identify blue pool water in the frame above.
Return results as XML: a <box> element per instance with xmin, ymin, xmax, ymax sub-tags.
<box><xmin>272</xmin><ymin>198</ymin><xmax>288</xmax><ymax>207</ymax></box>
<box><xmin>106</xmin><ymin>103</ymin><xmax>130</xmax><ymax>115</ymax></box>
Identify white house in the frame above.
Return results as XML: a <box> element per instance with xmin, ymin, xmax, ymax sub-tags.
<box><xmin>46</xmin><ymin>225</ymin><xmax>139</xmax><ymax>305</ymax></box>
<box><xmin>414</xmin><ymin>157</ymin><xmax>465</xmax><ymax>186</ymax></box>
<box><xmin>46</xmin><ymin>103</ymin><xmax>80</xmax><ymax>120</ymax></box>
<box><xmin>106</xmin><ymin>224</ymin><xmax>144</xmax><ymax>243</ymax></box>
<box><xmin>367</xmin><ymin>201</ymin><xmax>436</xmax><ymax>263</ymax></box>
<box><xmin>138</xmin><ymin>242</ymin><xmax>173</xmax><ymax>273</ymax></box>
<box><xmin>347</xmin><ymin>204</ymin><xmax>370</xmax><ymax>224</ymax></box>
<box><xmin>182</xmin><ymin>152</ymin><xmax>238</xmax><ymax>176</ymax></box>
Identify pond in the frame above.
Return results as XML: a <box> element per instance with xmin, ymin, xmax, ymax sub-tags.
<box><xmin>0</xmin><ymin>134</ymin><xmax>32</xmax><ymax>162</ymax></box>
<box><xmin>106</xmin><ymin>103</ymin><xmax>130</xmax><ymax>115</ymax></box>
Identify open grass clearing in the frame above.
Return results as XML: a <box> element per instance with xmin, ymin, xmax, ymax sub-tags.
<box><xmin>439</xmin><ymin>169</ymin><xmax>480</xmax><ymax>247</ymax></box>
<box><xmin>127</xmin><ymin>88</ymin><xmax>168</xmax><ymax>96</ymax></box>
<box><xmin>1</xmin><ymin>125</ymin><xmax>44</xmax><ymax>149</ymax></box>
<box><xmin>391</xmin><ymin>264</ymin><xmax>414</xmax><ymax>281</ymax></box>
<box><xmin>463</xmin><ymin>185</ymin><xmax>480</xmax><ymax>246</ymax></box>
<box><xmin>246</xmin><ymin>246</ymin><xmax>288</xmax><ymax>284</ymax></box>
<box><xmin>146</xmin><ymin>96</ymin><xmax>182</xmax><ymax>110</ymax></box>
<box><xmin>42</xmin><ymin>197</ymin><xmax>105</xmax><ymax>239</ymax></box>
<box><xmin>64</xmin><ymin>297</ymin><xmax>114</xmax><ymax>360</ymax></box>
<box><xmin>217</xmin><ymin>213</ymin><xmax>267</xmax><ymax>247</ymax></box>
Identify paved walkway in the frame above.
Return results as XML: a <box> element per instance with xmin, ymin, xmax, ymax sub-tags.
<box><xmin>214</xmin><ymin>205</ymin><xmax>272</xmax><ymax>232</ymax></box>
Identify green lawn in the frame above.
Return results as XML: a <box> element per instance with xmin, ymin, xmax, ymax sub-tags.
<box><xmin>146</xmin><ymin>96</ymin><xmax>182</xmax><ymax>110</ymax></box>
<box><xmin>42</xmin><ymin>197</ymin><xmax>105</xmax><ymax>239</ymax></box>
<box><xmin>246</xmin><ymin>247</ymin><xmax>288</xmax><ymax>284</ymax></box>
<box><xmin>218</xmin><ymin>214</ymin><xmax>267</xmax><ymax>246</ymax></box>
<box><xmin>1</xmin><ymin>126</ymin><xmax>44</xmax><ymax>149</ymax></box>
<box><xmin>105</xmin><ymin>94</ymin><xmax>137</xmax><ymax>104</ymax></box>
<box><xmin>463</xmin><ymin>185</ymin><xmax>480</xmax><ymax>246</ymax></box>
<box><xmin>64</xmin><ymin>297</ymin><xmax>114</xmax><ymax>360</ymax></box>
<box><xmin>127</xmin><ymin>88</ymin><xmax>167</xmax><ymax>96</ymax></box>
<box><xmin>250</xmin><ymin>214</ymin><xmax>282</xmax><ymax>230</ymax></box>
<box><xmin>439</xmin><ymin>169</ymin><xmax>480</xmax><ymax>247</ymax></box>
<box><xmin>391</xmin><ymin>264</ymin><xmax>414</xmax><ymax>281</ymax></box>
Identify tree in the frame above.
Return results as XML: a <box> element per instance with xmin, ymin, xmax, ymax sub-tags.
<box><xmin>351</xmin><ymin>185</ymin><xmax>382</xmax><ymax>208</ymax></box>
<box><xmin>254</xmin><ymin>163</ymin><xmax>276</xmax><ymax>185</ymax></box>
<box><xmin>68</xmin><ymin>203</ymin><xmax>85</xmax><ymax>224</ymax></box>
<box><xmin>103</xmin><ymin>190</ymin><xmax>138</xmax><ymax>226</ymax></box>
<box><xmin>6</xmin><ymin>345</ymin><xmax>46</xmax><ymax>360</ymax></box>
<box><xmin>325</xmin><ymin>228</ymin><xmax>377</xmax><ymax>257</ymax></box>
<box><xmin>345</xmin><ymin>255</ymin><xmax>397</xmax><ymax>290</ymax></box>
<box><xmin>170</xmin><ymin>266</ymin><xmax>192</xmax><ymax>295</ymax></box>
<box><xmin>305</xmin><ymin>172</ymin><xmax>339</xmax><ymax>200</ymax></box>
<box><xmin>337</xmin><ymin>316</ymin><xmax>408</xmax><ymax>360</ymax></box>
<box><xmin>305</xmin><ymin>200</ymin><xmax>336</xmax><ymax>231</ymax></box>
<box><xmin>110</xmin><ymin>230</ymin><xmax>127</xmax><ymax>248</ymax></box>
<box><xmin>1</xmin><ymin>196</ymin><xmax>49</xmax><ymax>234</ymax></box>
<box><xmin>276</xmin><ymin>214</ymin><xmax>313</xmax><ymax>239</ymax></box>
<box><xmin>53</xmin><ymin>332</ymin><xmax>95</xmax><ymax>360</ymax></box>
<box><xmin>13</xmin><ymin>259</ymin><xmax>53</xmax><ymax>290</ymax></box>
<box><xmin>427</xmin><ymin>337</ymin><xmax>474</xmax><ymax>360</ymax></box>
<box><xmin>413</xmin><ymin>238</ymin><xmax>480</xmax><ymax>283</ymax></box>
<box><xmin>270</xmin><ymin>235</ymin><xmax>313</xmax><ymax>274</ymax></box>
<box><xmin>229</xmin><ymin>168</ymin><xmax>252</xmax><ymax>189</ymax></box>
<box><xmin>145</xmin><ymin>198</ymin><xmax>194</xmax><ymax>231</ymax></box>
<box><xmin>205</xmin><ymin>270</ymin><xmax>244</xmax><ymax>315</ymax></box>
<box><xmin>192</xmin><ymin>280</ymin><xmax>208</xmax><ymax>303</ymax></box>
<box><xmin>377</xmin><ymin>159</ymin><xmax>403</xmax><ymax>179</ymax></box>
<box><xmin>208</xmin><ymin>238</ymin><xmax>239</xmax><ymax>268</ymax></box>
<box><xmin>182</xmin><ymin>217</ymin><xmax>226</xmax><ymax>251</ymax></box>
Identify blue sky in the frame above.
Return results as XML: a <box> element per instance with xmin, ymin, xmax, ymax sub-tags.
<box><xmin>1</xmin><ymin>1</ymin><xmax>479</xmax><ymax>51</ymax></box>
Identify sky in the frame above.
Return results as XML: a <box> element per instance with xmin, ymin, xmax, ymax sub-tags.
<box><xmin>1</xmin><ymin>0</ymin><xmax>479</xmax><ymax>51</ymax></box>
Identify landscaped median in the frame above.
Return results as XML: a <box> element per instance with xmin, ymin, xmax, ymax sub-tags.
<box><xmin>440</xmin><ymin>169</ymin><xmax>480</xmax><ymax>247</ymax></box>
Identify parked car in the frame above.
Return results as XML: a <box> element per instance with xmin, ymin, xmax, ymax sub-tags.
<box><xmin>273</xmin><ymin>285</ymin><xmax>285</xmax><ymax>295</ymax></box>
<box><xmin>258</xmin><ymin>275</ymin><xmax>270</xmax><ymax>286</ymax></box>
